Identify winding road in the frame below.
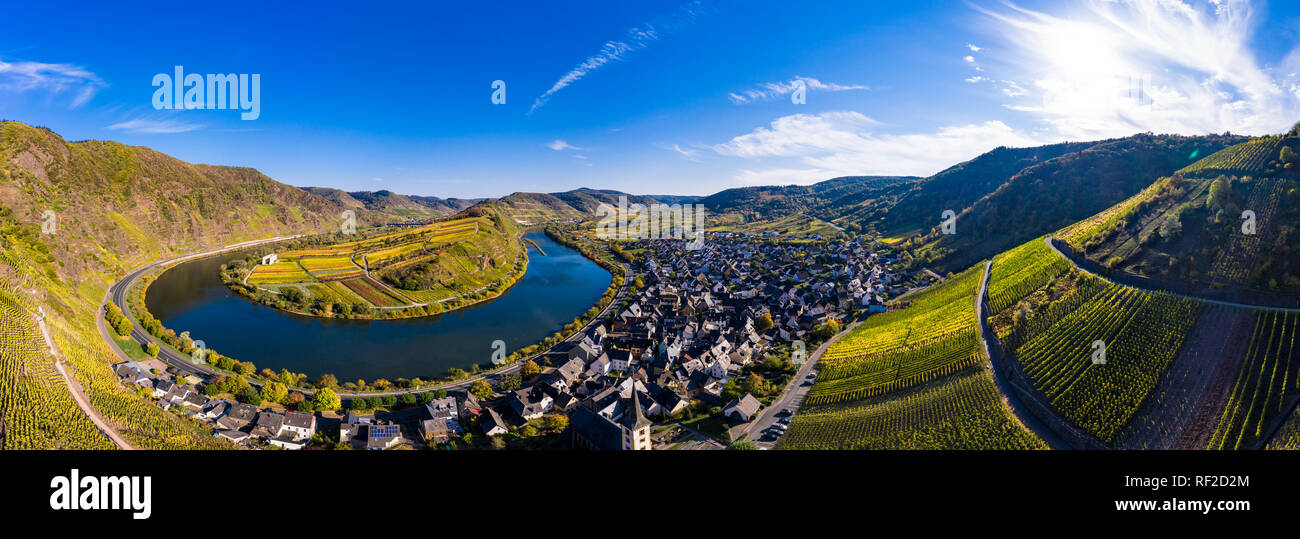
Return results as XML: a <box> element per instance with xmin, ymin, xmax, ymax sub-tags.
<box><xmin>101</xmin><ymin>232</ymin><xmax>631</xmax><ymax>400</ymax></box>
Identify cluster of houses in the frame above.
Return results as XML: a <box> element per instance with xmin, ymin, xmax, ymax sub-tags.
<box><xmin>113</xmin><ymin>359</ymin><xmax>318</xmax><ymax>449</ymax></box>
<box><xmin>487</xmin><ymin>234</ymin><xmax>905</xmax><ymax>449</ymax></box>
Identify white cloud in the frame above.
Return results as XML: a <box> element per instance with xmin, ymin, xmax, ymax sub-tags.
<box><xmin>967</xmin><ymin>43</ymin><xmax>983</xmax><ymax>52</ymax></box>
<box><xmin>966</xmin><ymin>76</ymin><xmax>990</xmax><ymax>83</ymax></box>
<box><xmin>710</xmin><ymin>111</ymin><xmax>1043</xmax><ymax>185</ymax></box>
<box><xmin>0</xmin><ymin>59</ymin><xmax>106</xmax><ymax>108</ymax></box>
<box><xmin>665</xmin><ymin>143</ymin><xmax>702</xmax><ymax>161</ymax></box>
<box><xmin>529</xmin><ymin>1</ymin><xmax>704</xmax><ymax>114</ymax></box>
<box><xmin>963</xmin><ymin>55</ymin><xmax>976</xmax><ymax>63</ymax></box>
<box><xmin>547</xmin><ymin>139</ymin><xmax>584</xmax><ymax>151</ymax></box>
<box><xmin>728</xmin><ymin>76</ymin><xmax>869</xmax><ymax>104</ymax></box>
<box><xmin>106</xmin><ymin>117</ymin><xmax>203</xmax><ymax>134</ymax></box>
<box><xmin>977</xmin><ymin>0</ymin><xmax>1300</xmax><ymax>138</ymax></box>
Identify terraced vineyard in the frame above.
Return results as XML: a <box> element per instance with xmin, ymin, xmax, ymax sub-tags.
<box><xmin>1178</xmin><ymin>135</ymin><xmax>1282</xmax><ymax>177</ymax></box>
<box><xmin>781</xmin><ymin>370</ymin><xmax>1047</xmax><ymax>450</ymax></box>
<box><xmin>1209</xmin><ymin>311</ymin><xmax>1300</xmax><ymax>450</ymax></box>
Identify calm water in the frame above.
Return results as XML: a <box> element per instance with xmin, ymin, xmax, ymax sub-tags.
<box><xmin>145</xmin><ymin>232</ymin><xmax>611</xmax><ymax>381</ymax></box>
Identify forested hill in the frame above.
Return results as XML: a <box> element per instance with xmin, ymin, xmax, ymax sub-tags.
<box><xmin>893</xmin><ymin>133</ymin><xmax>1250</xmax><ymax>272</ymax></box>
<box><xmin>301</xmin><ymin>187</ymin><xmax>481</xmax><ymax>219</ymax></box>
<box><xmin>1057</xmin><ymin>126</ymin><xmax>1300</xmax><ymax>299</ymax></box>
<box><xmin>699</xmin><ymin>175</ymin><xmax>920</xmax><ymax>226</ymax></box>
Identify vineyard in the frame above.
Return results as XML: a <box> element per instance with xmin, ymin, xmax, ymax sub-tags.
<box><xmin>1207</xmin><ymin>177</ymin><xmax>1284</xmax><ymax>285</ymax></box>
<box><xmin>807</xmin><ymin>330</ymin><xmax>981</xmax><ymax>405</ymax></box>
<box><xmin>1008</xmin><ymin>275</ymin><xmax>1202</xmax><ymax>443</ymax></box>
<box><xmin>0</xmin><ymin>287</ymin><xmax>115</xmax><ymax>449</ymax></box>
<box><xmin>781</xmin><ymin>370</ymin><xmax>1047</xmax><ymax>450</ymax></box>
<box><xmin>1209</xmin><ymin>310</ymin><xmax>1300</xmax><ymax>450</ymax></box>
<box><xmin>1266</xmin><ymin>406</ymin><xmax>1300</xmax><ymax>450</ymax></box>
<box><xmin>232</xmin><ymin>212</ymin><xmax>521</xmax><ymax>317</ymax></box>
<box><xmin>786</xmin><ymin>261</ymin><xmax>1043</xmax><ymax>448</ymax></box>
<box><xmin>821</xmin><ymin>266</ymin><xmax>980</xmax><ymax>361</ymax></box>
<box><xmin>987</xmin><ymin>238</ymin><xmax>1072</xmax><ymax>315</ymax></box>
<box><xmin>1178</xmin><ymin>136</ymin><xmax>1282</xmax><ymax>177</ymax></box>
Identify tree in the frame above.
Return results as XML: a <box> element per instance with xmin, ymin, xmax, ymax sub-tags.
<box><xmin>237</xmin><ymin>386</ymin><xmax>262</xmax><ymax>406</ymax></box>
<box><xmin>400</xmin><ymin>393</ymin><xmax>417</xmax><ymax>407</ymax></box>
<box><xmin>728</xmin><ymin>440</ymin><xmax>759</xmax><ymax>450</ymax></box>
<box><xmin>1208</xmin><ymin>175</ymin><xmax>1231</xmax><ymax>209</ymax></box>
<box><xmin>312</xmin><ymin>387</ymin><xmax>341</xmax><ymax>411</ymax></box>
<box><xmin>469</xmin><ymin>380</ymin><xmax>493</xmax><ymax>400</ymax></box>
<box><xmin>146</xmin><ymin>342</ymin><xmax>160</xmax><ymax>357</ymax></box>
<box><xmin>1282</xmin><ymin>145</ymin><xmax>1297</xmax><ymax>166</ymax></box>
<box><xmin>315</xmin><ymin>374</ymin><xmax>338</xmax><ymax>389</ymax></box>
<box><xmin>541</xmin><ymin>413</ymin><xmax>569</xmax><ymax>434</ymax></box>
<box><xmin>521</xmin><ymin>360</ymin><xmax>541</xmax><ymax>379</ymax></box>
<box><xmin>755</xmin><ymin>313</ymin><xmax>774</xmax><ymax>333</ymax></box>
<box><xmin>348</xmin><ymin>395</ymin><xmax>369</xmax><ymax>411</ymax></box>
<box><xmin>812</xmin><ymin>319</ymin><xmax>840</xmax><ymax>341</ymax></box>
<box><xmin>1158</xmin><ymin>212</ymin><xmax>1183</xmax><ymax>240</ymax></box>
<box><xmin>260</xmin><ymin>382</ymin><xmax>287</xmax><ymax>403</ymax></box>
<box><xmin>498</xmin><ymin>374</ymin><xmax>522</xmax><ymax>392</ymax></box>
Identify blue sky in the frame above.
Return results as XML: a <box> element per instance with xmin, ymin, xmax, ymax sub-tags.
<box><xmin>3</xmin><ymin>0</ymin><xmax>1300</xmax><ymax>198</ymax></box>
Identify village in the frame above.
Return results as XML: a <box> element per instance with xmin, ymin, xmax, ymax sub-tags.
<box><xmin>110</xmin><ymin>231</ymin><xmax>931</xmax><ymax>450</ymax></box>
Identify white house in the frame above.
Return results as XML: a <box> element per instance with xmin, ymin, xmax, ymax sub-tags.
<box><xmin>261</xmin><ymin>253</ymin><xmax>278</xmax><ymax>265</ymax></box>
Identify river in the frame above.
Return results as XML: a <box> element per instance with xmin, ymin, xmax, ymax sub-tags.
<box><xmin>143</xmin><ymin>232</ymin><xmax>611</xmax><ymax>381</ymax></box>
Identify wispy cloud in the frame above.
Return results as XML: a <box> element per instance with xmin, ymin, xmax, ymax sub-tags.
<box><xmin>664</xmin><ymin>143</ymin><xmax>703</xmax><ymax>161</ymax></box>
<box><xmin>710</xmin><ymin>111</ymin><xmax>1042</xmax><ymax>184</ymax></box>
<box><xmin>727</xmin><ymin>76</ymin><xmax>869</xmax><ymax>104</ymax></box>
<box><xmin>0</xmin><ymin>59</ymin><xmax>106</xmax><ymax>108</ymax></box>
<box><xmin>529</xmin><ymin>1</ymin><xmax>705</xmax><ymax>114</ymax></box>
<box><xmin>547</xmin><ymin>139</ymin><xmax>584</xmax><ymax>151</ymax></box>
<box><xmin>976</xmin><ymin>0</ymin><xmax>1300</xmax><ymax>138</ymax></box>
<box><xmin>967</xmin><ymin>43</ymin><xmax>983</xmax><ymax>52</ymax></box>
<box><xmin>106</xmin><ymin>117</ymin><xmax>203</xmax><ymax>134</ymax></box>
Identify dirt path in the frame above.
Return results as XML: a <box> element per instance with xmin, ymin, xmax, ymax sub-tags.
<box><xmin>36</xmin><ymin>314</ymin><xmax>136</xmax><ymax>450</ymax></box>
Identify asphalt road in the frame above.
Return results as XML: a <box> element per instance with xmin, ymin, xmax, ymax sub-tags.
<box><xmin>101</xmin><ymin>233</ymin><xmax>631</xmax><ymax>399</ymax></box>
<box><xmin>744</xmin><ymin>319</ymin><xmax>863</xmax><ymax>448</ymax></box>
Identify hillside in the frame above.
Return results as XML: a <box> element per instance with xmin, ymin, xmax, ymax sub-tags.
<box><xmin>899</xmin><ymin>133</ymin><xmax>1249</xmax><ymax>272</ymax></box>
<box><xmin>1057</xmin><ymin>128</ymin><xmax>1300</xmax><ymax>301</ymax></box>
<box><xmin>0</xmin><ymin>120</ymin><xmax>366</xmax><ymax>448</ymax></box>
<box><xmin>497</xmin><ymin>188</ymin><xmax>667</xmax><ymax>225</ymax></box>
<box><xmin>699</xmin><ymin>176</ymin><xmax>919</xmax><ymax>233</ymax></box>
<box><xmin>301</xmin><ymin>187</ymin><xmax>480</xmax><ymax>220</ymax></box>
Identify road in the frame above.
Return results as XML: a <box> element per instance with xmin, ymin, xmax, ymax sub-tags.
<box><xmin>742</xmin><ymin>319</ymin><xmax>863</xmax><ymax>448</ymax></box>
<box><xmin>974</xmin><ymin>259</ymin><xmax>1068</xmax><ymax>449</ymax></box>
<box><xmin>37</xmin><ymin>313</ymin><xmax>136</xmax><ymax>450</ymax></box>
<box><xmin>102</xmin><ymin>232</ymin><xmax>632</xmax><ymax>400</ymax></box>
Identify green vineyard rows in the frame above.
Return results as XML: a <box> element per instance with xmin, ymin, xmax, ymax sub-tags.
<box><xmin>1210</xmin><ymin>310</ymin><xmax>1300</xmax><ymax>450</ymax></box>
<box><xmin>1011</xmin><ymin>277</ymin><xmax>1201</xmax><ymax>443</ymax></box>
<box><xmin>781</xmin><ymin>370</ymin><xmax>1047</xmax><ymax>450</ymax></box>
<box><xmin>988</xmin><ymin>238</ymin><xmax>1072</xmax><ymax>315</ymax></box>
<box><xmin>0</xmin><ymin>288</ymin><xmax>116</xmax><ymax>449</ymax></box>
<box><xmin>1178</xmin><ymin>136</ymin><xmax>1282</xmax><ymax>177</ymax></box>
